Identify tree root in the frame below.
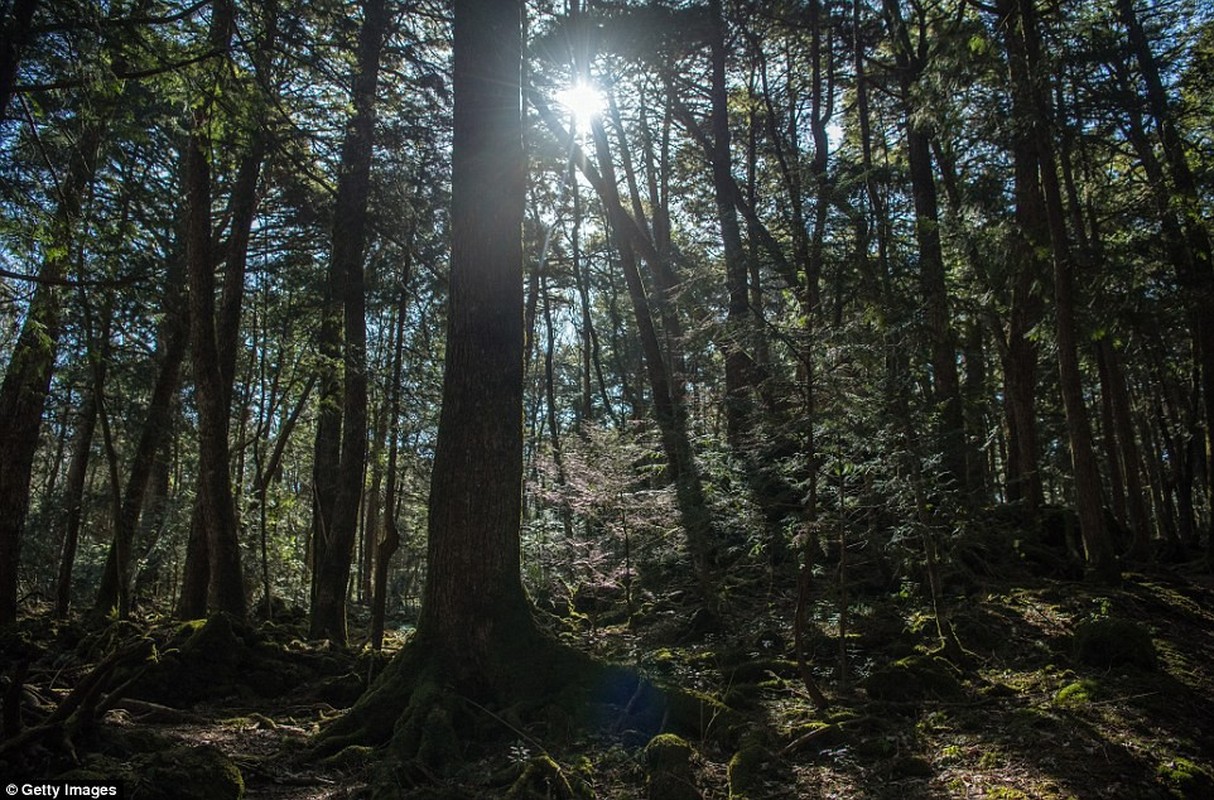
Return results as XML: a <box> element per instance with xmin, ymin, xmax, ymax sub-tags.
<box><xmin>311</xmin><ymin>629</ymin><xmax>736</xmax><ymax>794</ymax></box>
<box><xmin>0</xmin><ymin>637</ymin><xmax>154</xmax><ymax>763</ymax></box>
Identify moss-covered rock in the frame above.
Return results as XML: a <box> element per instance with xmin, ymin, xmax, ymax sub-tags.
<box><xmin>1073</xmin><ymin>618</ymin><xmax>1157</xmax><ymax>671</ymax></box>
<box><xmin>726</xmin><ymin>732</ymin><xmax>767</xmax><ymax>799</ymax></box>
<box><xmin>645</xmin><ymin>733</ymin><xmax>701</xmax><ymax>800</ymax></box>
<box><xmin>129</xmin><ymin>744</ymin><xmax>244</xmax><ymax>800</ymax></box>
<box><xmin>1157</xmin><ymin>757</ymin><xmax>1214</xmax><ymax>799</ymax></box>
<box><xmin>861</xmin><ymin>654</ymin><xmax>964</xmax><ymax>702</ymax></box>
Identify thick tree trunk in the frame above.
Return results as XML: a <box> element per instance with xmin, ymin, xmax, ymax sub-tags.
<box><xmin>415</xmin><ymin>0</ymin><xmax>536</xmax><ymax>680</ymax></box>
<box><xmin>174</xmin><ymin>0</ymin><xmax>249</xmax><ymax>619</ymax></box>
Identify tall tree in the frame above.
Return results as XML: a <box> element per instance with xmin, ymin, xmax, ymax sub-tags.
<box><xmin>0</xmin><ymin>0</ymin><xmax>37</xmax><ymax>121</ymax></box>
<box><xmin>1015</xmin><ymin>0</ymin><xmax>1118</xmax><ymax>581</ymax></box>
<box><xmin>183</xmin><ymin>0</ymin><xmax>246</xmax><ymax>618</ymax></box>
<box><xmin>881</xmin><ymin>0</ymin><xmax>969</xmax><ymax>497</ymax></box>
<box><xmin>0</xmin><ymin>104</ymin><xmax>106</xmax><ymax>626</ymax></box>
<box><xmin>316</xmin><ymin>0</ymin><xmax>630</xmax><ymax>767</ymax></box>
<box><xmin>309</xmin><ymin>0</ymin><xmax>389</xmax><ymax>645</ymax></box>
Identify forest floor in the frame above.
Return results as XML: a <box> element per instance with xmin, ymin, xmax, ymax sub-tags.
<box><xmin>3</xmin><ymin>555</ymin><xmax>1214</xmax><ymax>799</ymax></box>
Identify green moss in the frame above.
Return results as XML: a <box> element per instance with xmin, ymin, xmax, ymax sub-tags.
<box><xmin>726</xmin><ymin>732</ymin><xmax>767</xmax><ymax>799</ymax></box>
<box><xmin>504</xmin><ymin>754</ymin><xmax>591</xmax><ymax>799</ymax></box>
<box><xmin>1157</xmin><ymin>757</ymin><xmax>1214</xmax><ymax>799</ymax></box>
<box><xmin>129</xmin><ymin>745</ymin><xmax>244</xmax><ymax>800</ymax></box>
<box><xmin>645</xmin><ymin>734</ymin><xmax>701</xmax><ymax>800</ymax></box>
<box><xmin>1073</xmin><ymin>618</ymin><xmax>1157</xmax><ymax>671</ymax></box>
<box><xmin>978</xmin><ymin>749</ymin><xmax>1001</xmax><ymax>769</ymax></box>
<box><xmin>862</xmin><ymin>654</ymin><xmax>964</xmax><ymax>701</ymax></box>
<box><xmin>984</xmin><ymin>788</ymin><xmax>1028</xmax><ymax>800</ymax></box>
<box><xmin>1053</xmin><ymin>679</ymin><xmax>1099</xmax><ymax>709</ymax></box>
<box><xmin>940</xmin><ymin>744</ymin><xmax>964</xmax><ymax>762</ymax></box>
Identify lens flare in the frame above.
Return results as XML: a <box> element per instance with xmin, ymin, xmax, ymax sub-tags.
<box><xmin>555</xmin><ymin>80</ymin><xmax>605</xmax><ymax>133</ymax></box>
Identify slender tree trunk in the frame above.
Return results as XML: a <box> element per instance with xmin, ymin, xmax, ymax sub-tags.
<box><xmin>1096</xmin><ymin>337</ymin><xmax>1153</xmax><ymax>558</ymax></box>
<box><xmin>371</xmin><ymin>279</ymin><xmax>408</xmax><ymax>651</ymax></box>
<box><xmin>1116</xmin><ymin>0</ymin><xmax>1214</xmax><ymax>547</ymax></box>
<box><xmin>882</xmin><ymin>0</ymin><xmax>968</xmax><ymax>497</ymax></box>
<box><xmin>707</xmin><ymin>0</ymin><xmax>755</xmax><ymax>451</ymax></box>
<box><xmin>993</xmin><ymin>0</ymin><xmax>1050</xmax><ymax>514</ymax></box>
<box><xmin>0</xmin><ymin>118</ymin><xmax>103</xmax><ymax>626</ymax></box>
<box><xmin>309</xmin><ymin>0</ymin><xmax>387</xmax><ymax>645</ymax></box>
<box><xmin>1016</xmin><ymin>0</ymin><xmax>1117</xmax><ymax>581</ymax></box>
<box><xmin>589</xmin><ymin>117</ymin><xmax>717</xmax><ymax>605</ymax></box>
<box><xmin>56</xmin><ymin>368</ymin><xmax>103</xmax><ymax>618</ymax></box>
<box><xmin>97</xmin><ymin>253</ymin><xmax>189</xmax><ymax>617</ymax></box>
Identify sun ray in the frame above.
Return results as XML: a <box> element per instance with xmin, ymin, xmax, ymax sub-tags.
<box><xmin>555</xmin><ymin>80</ymin><xmax>605</xmax><ymax>134</ymax></box>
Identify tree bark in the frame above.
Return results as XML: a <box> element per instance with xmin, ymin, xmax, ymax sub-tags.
<box><xmin>183</xmin><ymin>0</ymin><xmax>246</xmax><ymax>619</ymax></box>
<box><xmin>96</xmin><ymin>252</ymin><xmax>189</xmax><ymax>617</ymax></box>
<box><xmin>1015</xmin><ymin>0</ymin><xmax>1117</xmax><ymax>582</ymax></box>
<box><xmin>309</xmin><ymin>0</ymin><xmax>387</xmax><ymax>645</ymax></box>
<box><xmin>0</xmin><ymin>116</ymin><xmax>103</xmax><ymax>626</ymax></box>
<box><xmin>415</xmin><ymin>0</ymin><xmax>536</xmax><ymax>683</ymax></box>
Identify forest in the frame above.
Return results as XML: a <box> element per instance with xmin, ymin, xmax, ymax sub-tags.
<box><xmin>2</xmin><ymin>0</ymin><xmax>1214</xmax><ymax>797</ymax></box>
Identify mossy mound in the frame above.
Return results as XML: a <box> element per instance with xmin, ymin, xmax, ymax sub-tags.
<box><xmin>131</xmin><ymin>745</ymin><xmax>244</xmax><ymax>800</ymax></box>
<box><xmin>130</xmin><ymin>613</ymin><xmax>315</xmax><ymax>706</ymax></box>
<box><xmin>726</xmin><ymin>731</ymin><xmax>768</xmax><ymax>799</ymax></box>
<box><xmin>63</xmin><ymin>744</ymin><xmax>243</xmax><ymax>800</ymax></box>
<box><xmin>1053</xmin><ymin>678</ymin><xmax>1099</xmax><ymax>709</ymax></box>
<box><xmin>1157</xmin><ymin>757</ymin><xmax>1214</xmax><ymax>799</ymax></box>
<box><xmin>861</xmin><ymin>654</ymin><xmax>965</xmax><ymax>702</ymax></box>
<box><xmin>1072</xmin><ymin>618</ymin><xmax>1157</xmax><ymax>671</ymax></box>
<box><xmin>645</xmin><ymin>733</ymin><xmax>701</xmax><ymax>800</ymax></box>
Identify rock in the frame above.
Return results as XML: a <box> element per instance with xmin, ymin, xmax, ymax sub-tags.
<box><xmin>644</xmin><ymin>733</ymin><xmax>701</xmax><ymax>800</ymax></box>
